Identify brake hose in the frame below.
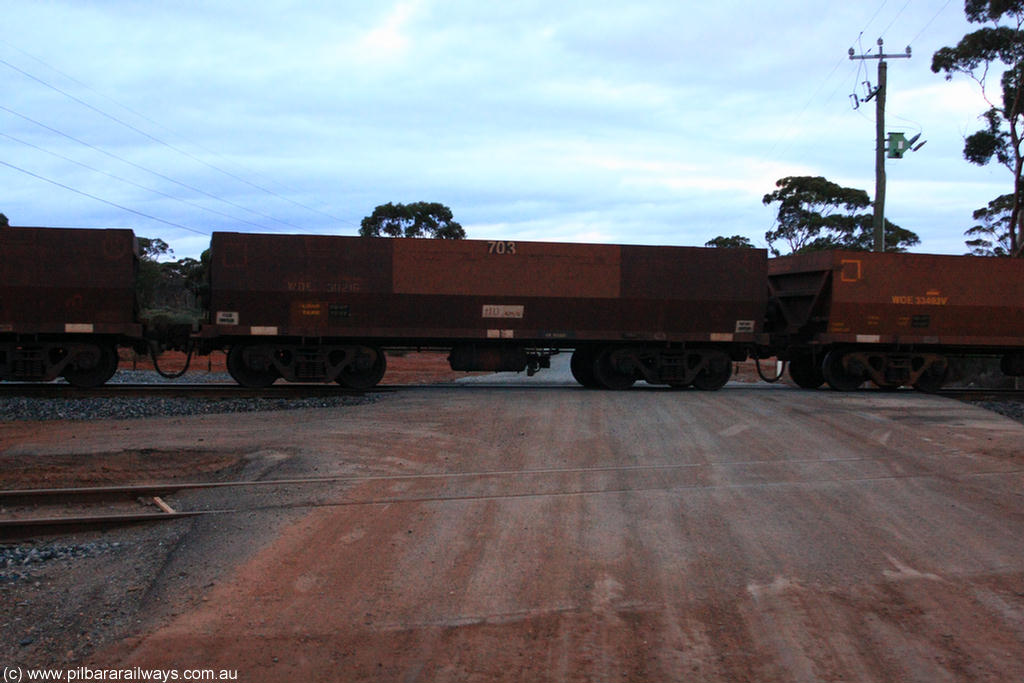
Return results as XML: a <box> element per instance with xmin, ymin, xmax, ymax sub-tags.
<box><xmin>149</xmin><ymin>340</ymin><xmax>194</xmax><ymax>379</ymax></box>
<box><xmin>754</xmin><ymin>354</ymin><xmax>786</xmax><ymax>383</ymax></box>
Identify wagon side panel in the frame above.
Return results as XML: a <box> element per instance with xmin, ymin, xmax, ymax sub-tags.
<box><xmin>0</xmin><ymin>226</ymin><xmax>138</xmax><ymax>336</ymax></box>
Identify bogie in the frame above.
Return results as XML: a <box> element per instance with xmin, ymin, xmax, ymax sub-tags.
<box><xmin>691</xmin><ymin>351</ymin><xmax>733</xmax><ymax>391</ymax></box>
<box><xmin>912</xmin><ymin>360</ymin><xmax>949</xmax><ymax>393</ymax></box>
<box><xmin>788</xmin><ymin>353</ymin><xmax>824</xmax><ymax>389</ymax></box>
<box><xmin>0</xmin><ymin>341</ymin><xmax>118</xmax><ymax>387</ymax></box>
<box><xmin>336</xmin><ymin>347</ymin><xmax>387</xmax><ymax>390</ymax></box>
<box><xmin>227</xmin><ymin>344</ymin><xmax>279</xmax><ymax>388</ymax></box>
<box><xmin>63</xmin><ymin>343</ymin><xmax>119</xmax><ymax>388</ymax></box>
<box><xmin>570</xmin><ymin>348</ymin><xmax>601</xmax><ymax>388</ymax></box>
<box><xmin>592</xmin><ymin>347</ymin><xmax>636</xmax><ymax>390</ymax></box>
<box><xmin>822</xmin><ymin>351</ymin><xmax>865</xmax><ymax>392</ymax></box>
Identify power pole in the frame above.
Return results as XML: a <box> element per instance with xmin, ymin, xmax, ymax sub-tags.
<box><xmin>849</xmin><ymin>38</ymin><xmax>911</xmax><ymax>252</ymax></box>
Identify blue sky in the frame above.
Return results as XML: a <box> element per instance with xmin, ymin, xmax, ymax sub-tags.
<box><xmin>0</xmin><ymin>1</ymin><xmax>1010</xmax><ymax>258</ymax></box>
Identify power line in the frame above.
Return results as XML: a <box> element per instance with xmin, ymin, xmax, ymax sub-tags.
<box><xmin>765</xmin><ymin>1</ymin><xmax>954</xmax><ymax>240</ymax></box>
<box><xmin>766</xmin><ymin>57</ymin><xmax>851</xmax><ymax>159</ymax></box>
<box><xmin>0</xmin><ymin>103</ymin><xmax>304</xmax><ymax>231</ymax></box>
<box><xmin>765</xmin><ymin>1</ymin><xmax>908</xmax><ymax>165</ymax></box>
<box><xmin>0</xmin><ymin>45</ymin><xmax>359</xmax><ymax>229</ymax></box>
<box><xmin>909</xmin><ymin>0</ymin><xmax>955</xmax><ymax>46</ymax></box>
<box><xmin>0</xmin><ymin>159</ymin><xmax>208</xmax><ymax>235</ymax></box>
<box><xmin>0</xmin><ymin>40</ymin><xmax>183</xmax><ymax>142</ymax></box>
<box><xmin>861</xmin><ymin>1</ymin><xmax>891</xmax><ymax>37</ymax></box>
<box><xmin>879</xmin><ymin>0</ymin><xmax>913</xmax><ymax>40</ymax></box>
<box><xmin>0</xmin><ymin>131</ymin><xmax>273</xmax><ymax>232</ymax></box>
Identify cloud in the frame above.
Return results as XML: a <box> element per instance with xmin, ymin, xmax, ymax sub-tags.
<box><xmin>0</xmin><ymin>0</ymin><xmax>1011</xmax><ymax>257</ymax></box>
<box><xmin>348</xmin><ymin>0</ymin><xmax>422</xmax><ymax>65</ymax></box>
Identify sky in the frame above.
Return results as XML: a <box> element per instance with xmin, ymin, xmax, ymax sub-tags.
<box><xmin>0</xmin><ymin>1</ymin><xmax>1011</xmax><ymax>259</ymax></box>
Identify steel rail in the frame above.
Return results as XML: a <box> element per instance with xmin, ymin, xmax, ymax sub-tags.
<box><xmin>0</xmin><ymin>383</ymin><xmax>388</xmax><ymax>399</ymax></box>
<box><xmin>11</xmin><ymin>461</ymin><xmax>1024</xmax><ymax>541</ymax></box>
<box><xmin>7</xmin><ymin>450</ymin><xmax>1022</xmax><ymax>540</ymax></box>
<box><xmin>0</xmin><ymin>451</ymin><xmax>950</xmax><ymax>505</ymax></box>
<box><xmin>938</xmin><ymin>387</ymin><xmax>1024</xmax><ymax>400</ymax></box>
<box><xmin>0</xmin><ymin>510</ymin><xmax>216</xmax><ymax>542</ymax></box>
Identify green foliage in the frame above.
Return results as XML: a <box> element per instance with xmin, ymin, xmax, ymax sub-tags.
<box><xmin>0</xmin><ymin>213</ymin><xmax>8</xmax><ymax>227</ymax></box>
<box><xmin>963</xmin><ymin>108</ymin><xmax>1011</xmax><ymax>165</ymax></box>
<box><xmin>137</xmin><ymin>236</ymin><xmax>171</xmax><ymax>260</ymax></box>
<box><xmin>965</xmin><ymin>0</ymin><xmax>1024</xmax><ymax>24</ymax></box>
<box><xmin>932</xmin><ymin>26</ymin><xmax>1024</xmax><ymax>83</ymax></box>
<box><xmin>763</xmin><ymin>176</ymin><xmax>919</xmax><ymax>256</ymax></box>
<box><xmin>932</xmin><ymin>0</ymin><xmax>1024</xmax><ymax>256</ymax></box>
<box><xmin>704</xmin><ymin>235</ymin><xmax>754</xmax><ymax>248</ymax></box>
<box><xmin>135</xmin><ymin>237</ymin><xmax>207</xmax><ymax>321</ymax></box>
<box><xmin>135</xmin><ymin>238</ymin><xmax>168</xmax><ymax>311</ymax></box>
<box><xmin>840</xmin><ymin>216</ymin><xmax>921</xmax><ymax>253</ymax></box>
<box><xmin>360</xmin><ymin>201</ymin><xmax>466</xmax><ymax>239</ymax></box>
<box><xmin>966</xmin><ymin>193</ymin><xmax>1016</xmax><ymax>255</ymax></box>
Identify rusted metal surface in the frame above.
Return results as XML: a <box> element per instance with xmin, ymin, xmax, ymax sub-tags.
<box><xmin>0</xmin><ymin>226</ymin><xmax>140</xmax><ymax>336</ymax></box>
<box><xmin>392</xmin><ymin>238</ymin><xmax>621</xmax><ymax>298</ymax></box>
<box><xmin>207</xmin><ymin>233</ymin><xmax>769</xmax><ymax>346</ymax></box>
<box><xmin>769</xmin><ymin>250</ymin><xmax>1024</xmax><ymax>349</ymax></box>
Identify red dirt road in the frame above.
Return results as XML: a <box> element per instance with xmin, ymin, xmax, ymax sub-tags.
<box><xmin>4</xmin><ymin>382</ymin><xmax>1024</xmax><ymax>681</ymax></box>
<box><xmin>74</xmin><ymin>386</ymin><xmax>1023</xmax><ymax>681</ymax></box>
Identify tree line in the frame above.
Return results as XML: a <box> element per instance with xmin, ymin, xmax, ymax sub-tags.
<box><xmin>706</xmin><ymin>175</ymin><xmax>922</xmax><ymax>255</ymax></box>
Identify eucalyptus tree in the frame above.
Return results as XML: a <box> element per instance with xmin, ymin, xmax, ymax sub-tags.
<box><xmin>932</xmin><ymin>0</ymin><xmax>1024</xmax><ymax>256</ymax></box>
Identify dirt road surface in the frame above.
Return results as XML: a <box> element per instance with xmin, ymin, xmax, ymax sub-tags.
<box><xmin>3</xmin><ymin>364</ymin><xmax>1024</xmax><ymax>681</ymax></box>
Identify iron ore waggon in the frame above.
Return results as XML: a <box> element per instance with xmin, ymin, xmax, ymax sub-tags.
<box><xmin>7</xmin><ymin>224</ymin><xmax>1024</xmax><ymax>393</ymax></box>
<box><xmin>0</xmin><ymin>226</ymin><xmax>142</xmax><ymax>387</ymax></box>
<box><xmin>199</xmin><ymin>232</ymin><xmax>769</xmax><ymax>389</ymax></box>
<box><xmin>768</xmin><ymin>250</ymin><xmax>1024</xmax><ymax>391</ymax></box>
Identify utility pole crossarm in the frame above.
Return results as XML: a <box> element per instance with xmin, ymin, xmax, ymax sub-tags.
<box><xmin>849</xmin><ymin>49</ymin><xmax>913</xmax><ymax>62</ymax></box>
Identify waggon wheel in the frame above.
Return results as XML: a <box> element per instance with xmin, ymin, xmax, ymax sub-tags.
<box><xmin>336</xmin><ymin>347</ymin><xmax>387</xmax><ymax>390</ymax></box>
<box><xmin>63</xmin><ymin>343</ymin><xmax>118</xmax><ymax>388</ymax></box>
<box><xmin>788</xmin><ymin>353</ymin><xmax>824</xmax><ymax>389</ymax></box>
<box><xmin>593</xmin><ymin>347</ymin><xmax>635</xmax><ymax>390</ymax></box>
<box><xmin>227</xmin><ymin>344</ymin><xmax>279</xmax><ymax>388</ymax></box>
<box><xmin>570</xmin><ymin>348</ymin><xmax>601</xmax><ymax>388</ymax></box>
<box><xmin>691</xmin><ymin>351</ymin><xmax>732</xmax><ymax>391</ymax></box>
<box><xmin>912</xmin><ymin>362</ymin><xmax>948</xmax><ymax>394</ymax></box>
<box><xmin>822</xmin><ymin>350</ymin><xmax>864</xmax><ymax>391</ymax></box>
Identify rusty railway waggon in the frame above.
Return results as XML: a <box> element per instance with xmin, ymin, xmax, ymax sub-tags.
<box><xmin>0</xmin><ymin>226</ymin><xmax>142</xmax><ymax>387</ymax></box>
<box><xmin>199</xmin><ymin>232</ymin><xmax>768</xmax><ymax>389</ymax></box>
<box><xmin>768</xmin><ymin>250</ymin><xmax>1024</xmax><ymax>391</ymax></box>
<box><xmin>7</xmin><ymin>224</ymin><xmax>1024</xmax><ymax>393</ymax></box>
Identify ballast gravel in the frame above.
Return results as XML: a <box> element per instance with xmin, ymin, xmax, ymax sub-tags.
<box><xmin>973</xmin><ymin>399</ymin><xmax>1024</xmax><ymax>423</ymax></box>
<box><xmin>1</xmin><ymin>370</ymin><xmax>376</xmax><ymax>422</ymax></box>
<box><xmin>0</xmin><ymin>395</ymin><xmax>376</xmax><ymax>422</ymax></box>
<box><xmin>1</xmin><ymin>542</ymin><xmax>122</xmax><ymax>584</ymax></box>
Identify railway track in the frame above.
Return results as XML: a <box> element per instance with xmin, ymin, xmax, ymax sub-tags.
<box><xmin>0</xmin><ymin>476</ymin><xmax>304</xmax><ymax>541</ymax></box>
<box><xmin>8</xmin><ymin>444</ymin><xmax>1024</xmax><ymax>541</ymax></box>
<box><xmin>0</xmin><ymin>459</ymin><xmax>867</xmax><ymax>540</ymax></box>
<box><xmin>3</xmin><ymin>368</ymin><xmax>1022</xmax><ymax>400</ymax></box>
<box><xmin>0</xmin><ymin>472</ymin><xmax>445</xmax><ymax>540</ymax></box>
<box><xmin>0</xmin><ymin>485</ymin><xmax>214</xmax><ymax>541</ymax></box>
<box><xmin>0</xmin><ymin>381</ymin><xmax>596</xmax><ymax>399</ymax></box>
<box><xmin>937</xmin><ymin>387</ymin><xmax>1024</xmax><ymax>400</ymax></box>
<box><xmin>0</xmin><ymin>382</ymin><xmax>389</xmax><ymax>399</ymax></box>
